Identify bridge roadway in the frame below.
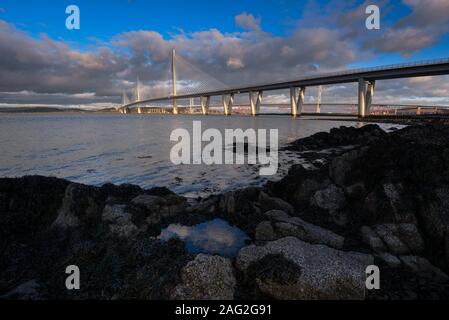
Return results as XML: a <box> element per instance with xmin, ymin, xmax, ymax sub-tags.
<box><xmin>121</xmin><ymin>58</ymin><xmax>449</xmax><ymax>118</ymax></box>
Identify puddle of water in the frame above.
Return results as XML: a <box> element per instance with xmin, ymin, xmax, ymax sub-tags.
<box><xmin>158</xmin><ymin>218</ymin><xmax>250</xmax><ymax>258</ymax></box>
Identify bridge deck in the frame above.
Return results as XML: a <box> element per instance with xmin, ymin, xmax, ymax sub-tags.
<box><xmin>122</xmin><ymin>58</ymin><xmax>449</xmax><ymax>109</ymax></box>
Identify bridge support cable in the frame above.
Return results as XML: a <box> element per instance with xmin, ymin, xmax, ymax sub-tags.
<box><xmin>200</xmin><ymin>96</ymin><xmax>210</xmax><ymax>115</ymax></box>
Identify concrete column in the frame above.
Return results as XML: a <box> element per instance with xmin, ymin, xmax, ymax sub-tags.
<box><xmin>255</xmin><ymin>91</ymin><xmax>263</xmax><ymax>114</ymax></box>
<box><xmin>250</xmin><ymin>92</ymin><xmax>257</xmax><ymax>116</ymax></box>
<box><xmin>316</xmin><ymin>85</ymin><xmax>322</xmax><ymax>113</ymax></box>
<box><xmin>228</xmin><ymin>93</ymin><xmax>234</xmax><ymax>115</ymax></box>
<box><xmin>298</xmin><ymin>86</ymin><xmax>306</xmax><ymax>116</ymax></box>
<box><xmin>189</xmin><ymin>98</ymin><xmax>194</xmax><ymax>114</ymax></box>
<box><xmin>223</xmin><ymin>94</ymin><xmax>235</xmax><ymax>116</ymax></box>
<box><xmin>365</xmin><ymin>80</ymin><xmax>375</xmax><ymax>115</ymax></box>
<box><xmin>201</xmin><ymin>96</ymin><xmax>210</xmax><ymax>115</ymax></box>
<box><xmin>223</xmin><ymin>95</ymin><xmax>229</xmax><ymax>115</ymax></box>
<box><xmin>358</xmin><ymin>78</ymin><xmax>366</xmax><ymax>118</ymax></box>
<box><xmin>290</xmin><ymin>87</ymin><xmax>297</xmax><ymax>117</ymax></box>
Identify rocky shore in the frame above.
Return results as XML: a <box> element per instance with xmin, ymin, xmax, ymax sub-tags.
<box><xmin>1</xmin><ymin>124</ymin><xmax>449</xmax><ymax>300</ymax></box>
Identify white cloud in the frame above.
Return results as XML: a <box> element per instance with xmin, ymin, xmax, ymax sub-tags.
<box><xmin>235</xmin><ymin>12</ymin><xmax>261</xmax><ymax>32</ymax></box>
<box><xmin>227</xmin><ymin>57</ymin><xmax>244</xmax><ymax>69</ymax></box>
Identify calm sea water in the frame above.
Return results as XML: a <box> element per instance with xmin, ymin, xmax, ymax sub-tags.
<box><xmin>0</xmin><ymin>113</ymin><xmax>398</xmax><ymax>196</ymax></box>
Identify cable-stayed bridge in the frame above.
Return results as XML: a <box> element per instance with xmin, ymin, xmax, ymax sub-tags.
<box><xmin>119</xmin><ymin>51</ymin><xmax>449</xmax><ymax>118</ymax></box>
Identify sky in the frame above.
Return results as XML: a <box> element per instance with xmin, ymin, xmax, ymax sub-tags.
<box><xmin>0</xmin><ymin>0</ymin><xmax>448</xmax><ymax>109</ymax></box>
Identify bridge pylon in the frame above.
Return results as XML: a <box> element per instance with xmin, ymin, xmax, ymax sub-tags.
<box><xmin>172</xmin><ymin>49</ymin><xmax>178</xmax><ymax>115</ymax></box>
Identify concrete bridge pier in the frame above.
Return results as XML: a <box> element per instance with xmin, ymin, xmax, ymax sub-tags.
<box><xmin>120</xmin><ymin>107</ymin><xmax>130</xmax><ymax>114</ymax></box>
<box><xmin>358</xmin><ymin>78</ymin><xmax>367</xmax><ymax>118</ymax></box>
<box><xmin>358</xmin><ymin>79</ymin><xmax>376</xmax><ymax>118</ymax></box>
<box><xmin>365</xmin><ymin>80</ymin><xmax>375</xmax><ymax>115</ymax></box>
<box><xmin>290</xmin><ymin>87</ymin><xmax>297</xmax><ymax>117</ymax></box>
<box><xmin>222</xmin><ymin>94</ymin><xmax>234</xmax><ymax>115</ymax></box>
<box><xmin>290</xmin><ymin>86</ymin><xmax>306</xmax><ymax>117</ymax></box>
<box><xmin>298</xmin><ymin>87</ymin><xmax>306</xmax><ymax>116</ymax></box>
<box><xmin>250</xmin><ymin>91</ymin><xmax>263</xmax><ymax>116</ymax></box>
<box><xmin>200</xmin><ymin>96</ymin><xmax>210</xmax><ymax>115</ymax></box>
<box><xmin>229</xmin><ymin>93</ymin><xmax>235</xmax><ymax>114</ymax></box>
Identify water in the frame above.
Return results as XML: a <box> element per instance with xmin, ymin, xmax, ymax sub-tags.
<box><xmin>158</xmin><ymin>218</ymin><xmax>250</xmax><ymax>258</ymax></box>
<box><xmin>0</xmin><ymin>113</ymin><xmax>398</xmax><ymax>196</ymax></box>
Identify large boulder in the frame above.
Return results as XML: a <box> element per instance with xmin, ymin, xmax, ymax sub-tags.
<box><xmin>171</xmin><ymin>254</ymin><xmax>236</xmax><ymax>300</ymax></box>
<box><xmin>102</xmin><ymin>204</ymin><xmax>138</xmax><ymax>237</ymax></box>
<box><xmin>236</xmin><ymin>237</ymin><xmax>373</xmax><ymax>300</ymax></box>
<box><xmin>217</xmin><ymin>187</ymin><xmax>265</xmax><ymax>236</ymax></box>
<box><xmin>399</xmin><ymin>256</ymin><xmax>449</xmax><ymax>281</ymax></box>
<box><xmin>258</xmin><ymin>191</ymin><xmax>294</xmax><ymax>214</ymax></box>
<box><xmin>362</xmin><ymin>183</ymin><xmax>417</xmax><ymax>225</ymax></box>
<box><xmin>0</xmin><ymin>279</ymin><xmax>43</xmax><ymax>300</ymax></box>
<box><xmin>285</xmin><ymin>125</ymin><xmax>387</xmax><ymax>152</ymax></box>
<box><xmin>270</xmin><ymin>165</ymin><xmax>330</xmax><ymax>209</ymax></box>
<box><xmin>416</xmin><ymin>188</ymin><xmax>449</xmax><ymax>269</ymax></box>
<box><xmin>131</xmin><ymin>193</ymin><xmax>187</xmax><ymax>225</ymax></box>
<box><xmin>53</xmin><ymin>183</ymin><xmax>104</xmax><ymax>228</ymax></box>
<box><xmin>310</xmin><ymin>184</ymin><xmax>347</xmax><ymax>225</ymax></box>
<box><xmin>255</xmin><ymin>211</ymin><xmax>344</xmax><ymax>249</ymax></box>
<box><xmin>361</xmin><ymin>224</ymin><xmax>424</xmax><ymax>255</ymax></box>
<box><xmin>329</xmin><ymin>147</ymin><xmax>368</xmax><ymax>187</ymax></box>
<box><xmin>0</xmin><ymin>176</ymin><xmax>69</xmax><ymax>241</ymax></box>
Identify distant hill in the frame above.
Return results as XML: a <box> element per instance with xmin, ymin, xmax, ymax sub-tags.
<box><xmin>95</xmin><ymin>107</ymin><xmax>119</xmax><ymax>113</ymax></box>
<box><xmin>0</xmin><ymin>107</ymin><xmax>91</xmax><ymax>113</ymax></box>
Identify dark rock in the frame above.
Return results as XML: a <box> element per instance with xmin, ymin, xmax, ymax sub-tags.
<box><xmin>53</xmin><ymin>183</ymin><xmax>104</xmax><ymax>229</ymax></box>
<box><xmin>269</xmin><ymin>165</ymin><xmax>330</xmax><ymax>209</ymax></box>
<box><xmin>237</xmin><ymin>237</ymin><xmax>373</xmax><ymax>300</ymax></box>
<box><xmin>171</xmin><ymin>254</ymin><xmax>236</xmax><ymax>300</ymax></box>
<box><xmin>258</xmin><ymin>191</ymin><xmax>294</xmax><ymax>214</ymax></box>
<box><xmin>0</xmin><ymin>176</ymin><xmax>69</xmax><ymax>241</ymax></box>
<box><xmin>310</xmin><ymin>184</ymin><xmax>347</xmax><ymax>226</ymax></box>
<box><xmin>284</xmin><ymin>124</ymin><xmax>387</xmax><ymax>152</ymax></box>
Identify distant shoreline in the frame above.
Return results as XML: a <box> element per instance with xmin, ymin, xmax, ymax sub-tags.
<box><xmin>0</xmin><ymin>107</ymin><xmax>92</xmax><ymax>113</ymax></box>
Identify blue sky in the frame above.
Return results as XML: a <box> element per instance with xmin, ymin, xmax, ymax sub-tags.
<box><xmin>0</xmin><ymin>0</ymin><xmax>448</xmax><ymax>107</ymax></box>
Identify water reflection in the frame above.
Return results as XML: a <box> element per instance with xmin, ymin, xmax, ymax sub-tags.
<box><xmin>158</xmin><ymin>218</ymin><xmax>249</xmax><ymax>258</ymax></box>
